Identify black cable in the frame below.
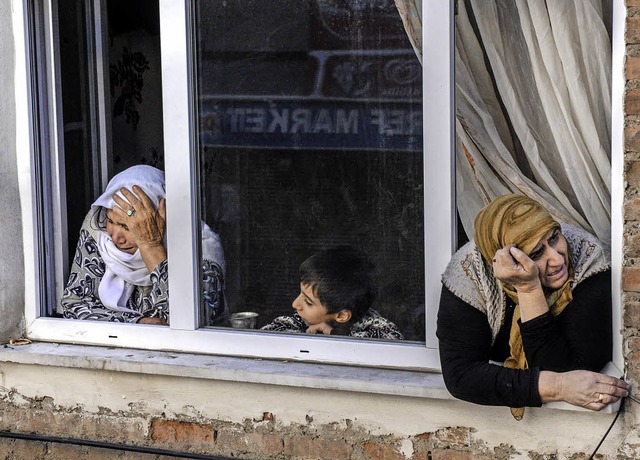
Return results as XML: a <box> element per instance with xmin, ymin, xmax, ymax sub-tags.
<box><xmin>0</xmin><ymin>430</ymin><xmax>233</xmax><ymax>459</ymax></box>
<box><xmin>588</xmin><ymin>397</ymin><xmax>625</xmax><ymax>460</ymax></box>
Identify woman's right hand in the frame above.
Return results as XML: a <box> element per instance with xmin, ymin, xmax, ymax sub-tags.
<box><xmin>492</xmin><ymin>244</ymin><xmax>540</xmax><ymax>292</ymax></box>
<box><xmin>112</xmin><ymin>186</ymin><xmax>167</xmax><ymax>271</ymax></box>
<box><xmin>539</xmin><ymin>370</ymin><xmax>629</xmax><ymax>410</ymax></box>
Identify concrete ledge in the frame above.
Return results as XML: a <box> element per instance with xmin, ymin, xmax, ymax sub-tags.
<box><xmin>0</xmin><ymin>342</ymin><xmax>620</xmax><ymax>414</ymax></box>
<box><xmin>0</xmin><ymin>342</ymin><xmax>453</xmax><ymax>400</ymax></box>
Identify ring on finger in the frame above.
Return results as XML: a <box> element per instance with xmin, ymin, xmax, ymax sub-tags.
<box><xmin>127</xmin><ymin>208</ymin><xmax>136</xmax><ymax>217</ymax></box>
<box><xmin>598</xmin><ymin>393</ymin><xmax>604</xmax><ymax>402</ymax></box>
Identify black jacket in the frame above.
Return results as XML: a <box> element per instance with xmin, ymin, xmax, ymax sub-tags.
<box><xmin>436</xmin><ymin>270</ymin><xmax>612</xmax><ymax>407</ymax></box>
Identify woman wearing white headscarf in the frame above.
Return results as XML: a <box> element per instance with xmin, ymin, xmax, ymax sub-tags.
<box><xmin>61</xmin><ymin>165</ymin><xmax>226</xmax><ymax>324</ymax></box>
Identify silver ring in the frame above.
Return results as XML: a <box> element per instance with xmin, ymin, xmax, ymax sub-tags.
<box><xmin>127</xmin><ymin>208</ymin><xmax>136</xmax><ymax>217</ymax></box>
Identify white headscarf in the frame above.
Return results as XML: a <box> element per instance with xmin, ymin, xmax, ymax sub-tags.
<box><xmin>91</xmin><ymin>165</ymin><xmax>226</xmax><ymax>313</ymax></box>
<box><xmin>92</xmin><ymin>165</ymin><xmax>166</xmax><ymax>312</ymax></box>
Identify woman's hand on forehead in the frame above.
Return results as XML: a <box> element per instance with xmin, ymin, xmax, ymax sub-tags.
<box><xmin>492</xmin><ymin>244</ymin><xmax>541</xmax><ymax>292</ymax></box>
<box><xmin>112</xmin><ymin>185</ymin><xmax>156</xmax><ymax>212</ymax></box>
<box><xmin>111</xmin><ymin>185</ymin><xmax>167</xmax><ymax>252</ymax></box>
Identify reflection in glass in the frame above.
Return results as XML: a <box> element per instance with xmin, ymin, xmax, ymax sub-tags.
<box><xmin>194</xmin><ymin>0</ymin><xmax>424</xmax><ymax>341</ymax></box>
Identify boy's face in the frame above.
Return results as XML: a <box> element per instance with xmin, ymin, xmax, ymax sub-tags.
<box><xmin>292</xmin><ymin>283</ymin><xmax>337</xmax><ymax>326</ymax></box>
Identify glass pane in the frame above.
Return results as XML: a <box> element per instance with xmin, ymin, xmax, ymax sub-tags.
<box><xmin>56</xmin><ymin>0</ymin><xmax>165</xmax><ymax>320</ymax></box>
<box><xmin>194</xmin><ymin>0</ymin><xmax>424</xmax><ymax>342</ymax></box>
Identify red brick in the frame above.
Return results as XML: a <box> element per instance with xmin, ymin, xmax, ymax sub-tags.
<box><xmin>44</xmin><ymin>443</ymin><xmax>137</xmax><ymax>460</ymax></box>
<box><xmin>627</xmin><ymin>161</ymin><xmax>640</xmax><ymax>186</ymax></box>
<box><xmin>628</xmin><ymin>17</ymin><xmax>640</xmax><ymax>45</ymax></box>
<box><xmin>215</xmin><ymin>429</ymin><xmax>283</xmax><ymax>457</ymax></box>
<box><xmin>362</xmin><ymin>442</ymin><xmax>405</xmax><ymax>460</ymax></box>
<box><xmin>413</xmin><ymin>432</ymin><xmax>433</xmax><ymax>441</ymax></box>
<box><xmin>628</xmin><ymin>55</ymin><xmax>640</xmax><ymax>81</ymax></box>
<box><xmin>246</xmin><ymin>432</ymin><xmax>283</xmax><ymax>456</ymax></box>
<box><xmin>283</xmin><ymin>435</ymin><xmax>352</xmax><ymax>460</ymax></box>
<box><xmin>435</xmin><ymin>427</ymin><xmax>471</xmax><ymax>447</ymax></box>
<box><xmin>0</xmin><ymin>439</ymin><xmax>46</xmax><ymax>459</ymax></box>
<box><xmin>150</xmin><ymin>418</ymin><xmax>215</xmax><ymax>449</ymax></box>
<box><xmin>0</xmin><ymin>404</ymin><xmax>146</xmax><ymax>446</ymax></box>
<box><xmin>624</xmin><ymin>229</ymin><xmax>640</xmax><ymax>258</ymax></box>
<box><xmin>625</xmin><ymin>301</ymin><xmax>640</xmax><ymax>327</ymax></box>
<box><xmin>429</xmin><ymin>449</ymin><xmax>476</xmax><ymax>460</ymax></box>
<box><xmin>214</xmin><ymin>429</ymin><xmax>248</xmax><ymax>453</ymax></box>
<box><xmin>628</xmin><ymin>336</ymin><xmax>640</xmax><ymax>352</ymax></box>
<box><xmin>623</xmin><ymin>266</ymin><xmax>640</xmax><ymax>291</ymax></box>
<box><xmin>627</xmin><ymin>89</ymin><xmax>640</xmax><ymax>116</ymax></box>
<box><xmin>625</xmin><ymin>126</ymin><xmax>640</xmax><ymax>152</ymax></box>
<box><xmin>626</xmin><ymin>337</ymin><xmax>640</xmax><ymax>365</ymax></box>
<box><xmin>411</xmin><ymin>451</ymin><xmax>430</xmax><ymax>460</ymax></box>
<box><xmin>625</xmin><ymin>197</ymin><xmax>640</xmax><ymax>221</ymax></box>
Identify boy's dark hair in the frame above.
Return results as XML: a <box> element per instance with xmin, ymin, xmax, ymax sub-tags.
<box><xmin>299</xmin><ymin>245</ymin><xmax>378</xmax><ymax>323</ymax></box>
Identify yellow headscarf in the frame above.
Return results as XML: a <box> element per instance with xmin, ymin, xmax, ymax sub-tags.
<box><xmin>474</xmin><ymin>194</ymin><xmax>574</xmax><ymax>420</ymax></box>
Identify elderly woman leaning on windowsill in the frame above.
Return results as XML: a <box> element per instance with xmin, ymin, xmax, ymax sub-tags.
<box><xmin>61</xmin><ymin>165</ymin><xmax>226</xmax><ymax>326</ymax></box>
<box><xmin>436</xmin><ymin>194</ymin><xmax>629</xmax><ymax>420</ymax></box>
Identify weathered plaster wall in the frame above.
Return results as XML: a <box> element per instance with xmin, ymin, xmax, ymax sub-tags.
<box><xmin>4</xmin><ymin>1</ymin><xmax>640</xmax><ymax>459</ymax></box>
<box><xmin>0</xmin><ymin>0</ymin><xmax>25</xmax><ymax>342</ymax></box>
<box><xmin>0</xmin><ymin>362</ymin><xmax>630</xmax><ymax>459</ymax></box>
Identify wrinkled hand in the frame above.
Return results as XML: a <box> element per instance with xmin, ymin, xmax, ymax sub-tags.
<box><xmin>112</xmin><ymin>185</ymin><xmax>167</xmax><ymax>271</ymax></box>
<box><xmin>112</xmin><ymin>185</ymin><xmax>166</xmax><ymax>250</ymax></box>
<box><xmin>306</xmin><ymin>322</ymin><xmax>333</xmax><ymax>335</ymax></box>
<box><xmin>492</xmin><ymin>244</ymin><xmax>540</xmax><ymax>292</ymax></box>
<box><xmin>540</xmin><ymin>370</ymin><xmax>629</xmax><ymax>411</ymax></box>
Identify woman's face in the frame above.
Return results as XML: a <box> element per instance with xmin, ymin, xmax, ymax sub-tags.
<box><xmin>105</xmin><ymin>208</ymin><xmax>138</xmax><ymax>254</ymax></box>
<box><xmin>528</xmin><ymin>227</ymin><xmax>569</xmax><ymax>291</ymax></box>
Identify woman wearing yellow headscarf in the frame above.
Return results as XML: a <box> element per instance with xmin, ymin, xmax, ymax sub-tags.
<box><xmin>437</xmin><ymin>194</ymin><xmax>628</xmax><ymax>419</ymax></box>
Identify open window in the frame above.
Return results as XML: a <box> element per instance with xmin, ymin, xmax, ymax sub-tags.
<box><xmin>21</xmin><ymin>0</ymin><xmax>454</xmax><ymax>370</ymax></box>
<box><xmin>22</xmin><ymin>0</ymin><xmax>619</xmax><ymax>374</ymax></box>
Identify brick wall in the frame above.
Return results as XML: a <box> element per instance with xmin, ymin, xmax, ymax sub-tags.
<box><xmin>0</xmin><ymin>404</ymin><xmax>498</xmax><ymax>460</ymax></box>
<box><xmin>626</xmin><ymin>0</ymin><xmax>640</xmax><ymax>422</ymax></box>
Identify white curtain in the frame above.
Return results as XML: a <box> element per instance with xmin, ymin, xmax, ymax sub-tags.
<box><xmin>395</xmin><ymin>0</ymin><xmax>422</xmax><ymax>63</ymax></box>
<box><xmin>456</xmin><ymin>0</ymin><xmax>611</xmax><ymax>244</ymax></box>
<box><xmin>396</xmin><ymin>0</ymin><xmax>612</xmax><ymax>244</ymax></box>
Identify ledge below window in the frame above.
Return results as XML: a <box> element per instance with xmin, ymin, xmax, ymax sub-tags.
<box><xmin>0</xmin><ymin>342</ymin><xmax>620</xmax><ymax>413</ymax></box>
<box><xmin>0</xmin><ymin>342</ymin><xmax>452</xmax><ymax>400</ymax></box>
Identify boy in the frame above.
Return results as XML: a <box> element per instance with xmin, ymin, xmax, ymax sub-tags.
<box><xmin>261</xmin><ymin>246</ymin><xmax>404</xmax><ymax>340</ymax></box>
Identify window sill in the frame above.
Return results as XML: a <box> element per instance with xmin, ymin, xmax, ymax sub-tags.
<box><xmin>0</xmin><ymin>342</ymin><xmax>620</xmax><ymax>414</ymax></box>
<box><xmin>0</xmin><ymin>342</ymin><xmax>453</xmax><ymax>400</ymax></box>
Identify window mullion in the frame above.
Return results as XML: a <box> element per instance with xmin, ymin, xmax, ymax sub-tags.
<box><xmin>160</xmin><ymin>0</ymin><xmax>199</xmax><ymax>330</ymax></box>
<box><xmin>423</xmin><ymin>0</ymin><xmax>455</xmax><ymax>349</ymax></box>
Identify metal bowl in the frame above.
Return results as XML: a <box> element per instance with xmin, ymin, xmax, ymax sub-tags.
<box><xmin>229</xmin><ymin>312</ymin><xmax>259</xmax><ymax>329</ymax></box>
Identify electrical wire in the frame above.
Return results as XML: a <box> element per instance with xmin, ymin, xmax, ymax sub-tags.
<box><xmin>587</xmin><ymin>397</ymin><xmax>624</xmax><ymax>460</ymax></box>
<box><xmin>0</xmin><ymin>430</ymin><xmax>233</xmax><ymax>459</ymax></box>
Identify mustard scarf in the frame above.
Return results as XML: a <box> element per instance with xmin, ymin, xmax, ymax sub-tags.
<box><xmin>501</xmin><ymin>260</ymin><xmax>574</xmax><ymax>420</ymax></box>
<box><xmin>474</xmin><ymin>194</ymin><xmax>571</xmax><ymax>420</ymax></box>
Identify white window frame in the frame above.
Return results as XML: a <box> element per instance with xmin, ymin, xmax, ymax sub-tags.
<box><xmin>16</xmin><ymin>0</ymin><xmax>453</xmax><ymax>371</ymax></box>
<box><xmin>15</xmin><ymin>0</ymin><xmax>623</xmax><ymax>374</ymax></box>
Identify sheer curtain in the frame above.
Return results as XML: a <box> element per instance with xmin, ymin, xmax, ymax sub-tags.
<box><xmin>397</xmin><ymin>0</ymin><xmax>612</xmax><ymax>244</ymax></box>
<box><xmin>395</xmin><ymin>0</ymin><xmax>422</xmax><ymax>63</ymax></box>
